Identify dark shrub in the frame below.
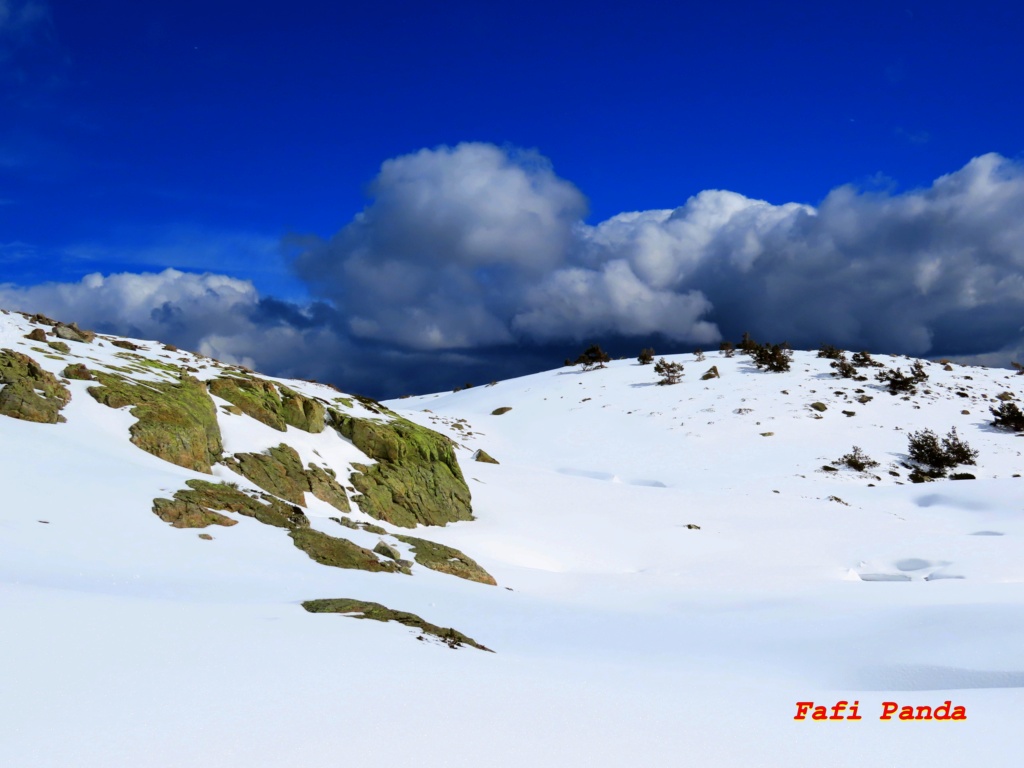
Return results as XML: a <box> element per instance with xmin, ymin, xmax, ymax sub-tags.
<box><xmin>831</xmin><ymin>358</ymin><xmax>857</xmax><ymax>379</ymax></box>
<box><xmin>837</xmin><ymin>446</ymin><xmax>879</xmax><ymax>472</ymax></box>
<box><xmin>575</xmin><ymin>344</ymin><xmax>611</xmax><ymax>372</ymax></box>
<box><xmin>852</xmin><ymin>350</ymin><xmax>882</xmax><ymax>367</ymax></box>
<box><xmin>719</xmin><ymin>340</ymin><xmax>735</xmax><ymax>358</ymax></box>
<box><xmin>638</xmin><ymin>348</ymin><xmax>655</xmax><ymax>365</ymax></box>
<box><xmin>817</xmin><ymin>344</ymin><xmax>845</xmax><ymax>360</ymax></box>
<box><xmin>750</xmin><ymin>342</ymin><xmax>792</xmax><ymax>373</ymax></box>
<box><xmin>876</xmin><ymin>363</ymin><xmax>927</xmax><ymax>395</ymax></box>
<box><xmin>907</xmin><ymin>427</ymin><xmax>978</xmax><ymax>473</ymax></box>
<box><xmin>991</xmin><ymin>401</ymin><xmax>1024</xmax><ymax>432</ymax></box>
<box><xmin>654</xmin><ymin>358</ymin><xmax>683</xmax><ymax>385</ymax></box>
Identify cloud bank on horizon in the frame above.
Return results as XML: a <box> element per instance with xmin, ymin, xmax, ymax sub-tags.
<box><xmin>3</xmin><ymin>143</ymin><xmax>1024</xmax><ymax>396</ymax></box>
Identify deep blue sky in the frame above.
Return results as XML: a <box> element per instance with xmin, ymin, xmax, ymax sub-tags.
<box><xmin>3</xmin><ymin>1</ymin><xmax>1024</xmax><ymax>395</ymax></box>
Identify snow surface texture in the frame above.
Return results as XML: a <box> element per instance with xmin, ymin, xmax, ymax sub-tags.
<box><xmin>3</xmin><ymin>308</ymin><xmax>1024</xmax><ymax>767</ymax></box>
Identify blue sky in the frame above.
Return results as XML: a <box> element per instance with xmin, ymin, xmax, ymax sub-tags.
<box><xmin>3</xmin><ymin>1</ymin><xmax>1024</xmax><ymax>396</ymax></box>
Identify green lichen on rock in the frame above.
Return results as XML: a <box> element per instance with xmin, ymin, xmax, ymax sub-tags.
<box><xmin>114</xmin><ymin>352</ymin><xmax>181</xmax><ymax>374</ymax></box>
<box><xmin>88</xmin><ymin>371</ymin><xmax>223</xmax><ymax>473</ymax></box>
<box><xmin>223</xmin><ymin>443</ymin><xmax>350</xmax><ymax>513</ymax></box>
<box><xmin>491</xmin><ymin>407</ymin><xmax>512</xmax><ymax>415</ymax></box>
<box><xmin>333</xmin><ymin>516</ymin><xmax>387</xmax><ymax>534</ymax></box>
<box><xmin>394</xmin><ymin>534</ymin><xmax>496</xmax><ymax>585</ymax></box>
<box><xmin>208</xmin><ymin>374</ymin><xmax>325</xmax><ymax>433</ymax></box>
<box><xmin>373</xmin><ymin>540</ymin><xmax>402</xmax><ymax>560</ymax></box>
<box><xmin>152</xmin><ymin>479</ymin><xmax>308</xmax><ymax>529</ymax></box>
<box><xmin>473</xmin><ymin>449</ymin><xmax>499</xmax><ymax>464</ymax></box>
<box><xmin>305</xmin><ymin>463</ymin><xmax>351</xmax><ymax>512</ymax></box>
<box><xmin>62</xmin><ymin>363</ymin><xmax>94</xmax><ymax>380</ymax></box>
<box><xmin>0</xmin><ymin>348</ymin><xmax>71</xmax><ymax>424</ymax></box>
<box><xmin>301</xmin><ymin>598</ymin><xmax>492</xmax><ymax>651</ymax></box>
<box><xmin>47</xmin><ymin>341</ymin><xmax>71</xmax><ymax>355</ymax></box>
<box><xmin>289</xmin><ymin>529</ymin><xmax>407</xmax><ymax>573</ymax></box>
<box><xmin>333</xmin><ymin>411</ymin><xmax>473</xmax><ymax>528</ymax></box>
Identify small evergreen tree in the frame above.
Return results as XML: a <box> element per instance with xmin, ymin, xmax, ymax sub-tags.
<box><xmin>817</xmin><ymin>343</ymin><xmax>845</xmax><ymax>360</ymax></box>
<box><xmin>836</xmin><ymin>446</ymin><xmax>879</xmax><ymax>472</ymax></box>
<box><xmin>719</xmin><ymin>340</ymin><xmax>735</xmax><ymax>358</ymax></box>
<box><xmin>750</xmin><ymin>342</ymin><xmax>792</xmax><ymax>373</ymax></box>
<box><xmin>852</xmin><ymin>350</ymin><xmax>881</xmax><ymax>368</ymax></box>
<box><xmin>693</xmin><ymin>348</ymin><xmax>705</xmax><ymax>362</ymax></box>
<box><xmin>909</xmin><ymin>360</ymin><xmax>929</xmax><ymax>383</ymax></box>
<box><xmin>738</xmin><ymin>332</ymin><xmax>758</xmax><ymax>354</ymax></box>
<box><xmin>991</xmin><ymin>401</ymin><xmax>1024</xmax><ymax>432</ymax></box>
<box><xmin>654</xmin><ymin>358</ymin><xmax>684</xmax><ymax>385</ymax></box>
<box><xmin>830</xmin><ymin>357</ymin><xmax>857</xmax><ymax>379</ymax></box>
<box><xmin>575</xmin><ymin>344</ymin><xmax>611</xmax><ymax>372</ymax></box>
<box><xmin>638</xmin><ymin>347</ymin><xmax>655</xmax><ymax>365</ymax></box>
<box><xmin>907</xmin><ymin>427</ymin><xmax>978</xmax><ymax>473</ymax></box>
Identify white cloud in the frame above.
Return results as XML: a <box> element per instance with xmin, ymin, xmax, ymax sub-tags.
<box><xmin>294</xmin><ymin>142</ymin><xmax>588</xmax><ymax>350</ymax></box>
<box><xmin>294</xmin><ymin>145</ymin><xmax>1024</xmax><ymax>359</ymax></box>
<box><xmin>5</xmin><ymin>147</ymin><xmax>1024</xmax><ymax>397</ymax></box>
<box><xmin>0</xmin><ymin>268</ymin><xmax>261</xmax><ymax>347</ymax></box>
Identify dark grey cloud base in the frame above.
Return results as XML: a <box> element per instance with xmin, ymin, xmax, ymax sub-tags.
<box><xmin>3</xmin><ymin>144</ymin><xmax>1023</xmax><ymax>398</ymax></box>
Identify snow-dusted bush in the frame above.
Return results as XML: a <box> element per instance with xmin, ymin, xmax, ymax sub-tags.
<box><xmin>907</xmin><ymin>427</ymin><xmax>978</xmax><ymax>474</ymax></box>
<box><xmin>575</xmin><ymin>344</ymin><xmax>610</xmax><ymax>372</ymax></box>
<box><xmin>990</xmin><ymin>401</ymin><xmax>1024</xmax><ymax>432</ymax></box>
<box><xmin>750</xmin><ymin>342</ymin><xmax>792</xmax><ymax>373</ymax></box>
<box><xmin>654</xmin><ymin>358</ymin><xmax>683</xmax><ymax>385</ymax></box>
<box><xmin>876</xmin><ymin>361</ymin><xmax>928</xmax><ymax>395</ymax></box>
<box><xmin>836</xmin><ymin>446</ymin><xmax>879</xmax><ymax>472</ymax></box>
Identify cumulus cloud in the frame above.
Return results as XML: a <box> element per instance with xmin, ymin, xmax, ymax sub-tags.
<box><xmin>6</xmin><ymin>146</ymin><xmax>1024</xmax><ymax>397</ymax></box>
<box><xmin>294</xmin><ymin>142</ymin><xmax>590</xmax><ymax>349</ymax></box>
<box><xmin>294</xmin><ymin>144</ymin><xmax>1024</xmax><ymax>362</ymax></box>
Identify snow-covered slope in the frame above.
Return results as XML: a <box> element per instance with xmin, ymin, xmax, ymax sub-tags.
<box><xmin>4</xmin><ymin>308</ymin><xmax>1024</xmax><ymax>767</ymax></box>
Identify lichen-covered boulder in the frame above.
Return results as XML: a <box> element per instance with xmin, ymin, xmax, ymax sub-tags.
<box><xmin>394</xmin><ymin>534</ymin><xmax>496</xmax><ymax>585</ymax></box>
<box><xmin>62</xmin><ymin>363</ymin><xmax>94</xmax><ymax>381</ymax></box>
<box><xmin>0</xmin><ymin>349</ymin><xmax>71</xmax><ymax>424</ymax></box>
<box><xmin>473</xmin><ymin>449</ymin><xmax>499</xmax><ymax>464</ymax></box>
<box><xmin>153</xmin><ymin>479</ymin><xmax>309</xmax><ymax>529</ymax></box>
<box><xmin>223</xmin><ymin>443</ymin><xmax>351</xmax><ymax>513</ymax></box>
<box><xmin>208</xmin><ymin>375</ymin><xmax>325</xmax><ymax>433</ymax></box>
<box><xmin>89</xmin><ymin>371</ymin><xmax>223</xmax><ymax>473</ymax></box>
<box><xmin>53</xmin><ymin>322</ymin><xmax>95</xmax><ymax>343</ymax></box>
<box><xmin>302</xmin><ymin>598</ymin><xmax>492</xmax><ymax>651</ymax></box>
<box><xmin>332</xmin><ymin>411</ymin><xmax>473</xmax><ymax>528</ymax></box>
<box><xmin>289</xmin><ymin>529</ymin><xmax>407</xmax><ymax>573</ymax></box>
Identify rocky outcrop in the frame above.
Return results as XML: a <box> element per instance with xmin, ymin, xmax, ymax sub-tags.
<box><xmin>289</xmin><ymin>529</ymin><xmax>407</xmax><ymax>573</ymax></box>
<box><xmin>208</xmin><ymin>374</ymin><xmax>325</xmax><ymax>433</ymax></box>
<box><xmin>473</xmin><ymin>449</ymin><xmax>499</xmax><ymax>464</ymax></box>
<box><xmin>153</xmin><ymin>479</ymin><xmax>309</xmax><ymax>529</ymax></box>
<box><xmin>332</xmin><ymin>411</ymin><xmax>473</xmax><ymax>528</ymax></box>
<box><xmin>302</xmin><ymin>598</ymin><xmax>492</xmax><ymax>651</ymax></box>
<box><xmin>53</xmin><ymin>322</ymin><xmax>95</xmax><ymax>343</ymax></box>
<box><xmin>0</xmin><ymin>349</ymin><xmax>71</xmax><ymax>424</ymax></box>
<box><xmin>222</xmin><ymin>443</ymin><xmax>351</xmax><ymax>513</ymax></box>
<box><xmin>89</xmin><ymin>371</ymin><xmax>223</xmax><ymax>473</ymax></box>
<box><xmin>394</xmin><ymin>534</ymin><xmax>496</xmax><ymax>585</ymax></box>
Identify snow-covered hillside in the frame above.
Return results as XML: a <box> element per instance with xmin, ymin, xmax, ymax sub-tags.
<box><xmin>3</xmin><ymin>308</ymin><xmax>1024</xmax><ymax>767</ymax></box>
